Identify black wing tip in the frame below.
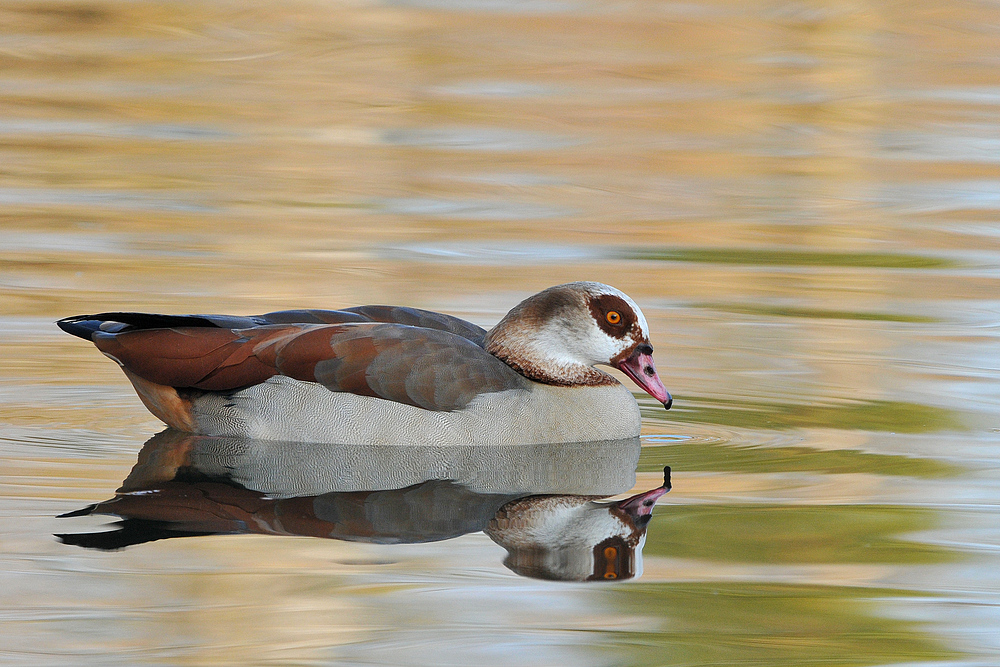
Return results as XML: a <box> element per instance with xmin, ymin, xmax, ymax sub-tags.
<box><xmin>55</xmin><ymin>532</ymin><xmax>127</xmax><ymax>551</ymax></box>
<box><xmin>56</xmin><ymin>313</ymin><xmax>139</xmax><ymax>339</ymax></box>
<box><xmin>56</xmin><ymin>312</ymin><xmax>235</xmax><ymax>339</ymax></box>
<box><xmin>56</xmin><ymin>315</ymin><xmax>103</xmax><ymax>340</ymax></box>
<box><xmin>56</xmin><ymin>522</ymin><xmax>216</xmax><ymax>551</ymax></box>
<box><xmin>57</xmin><ymin>503</ymin><xmax>99</xmax><ymax>518</ymax></box>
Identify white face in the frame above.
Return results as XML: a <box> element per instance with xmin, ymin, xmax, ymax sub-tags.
<box><xmin>539</xmin><ymin>282</ymin><xmax>650</xmax><ymax>367</ymax></box>
<box><xmin>484</xmin><ymin>281</ymin><xmax>657</xmax><ymax>385</ymax></box>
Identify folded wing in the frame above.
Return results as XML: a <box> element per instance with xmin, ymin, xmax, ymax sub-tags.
<box><xmin>58</xmin><ymin>306</ymin><xmax>487</xmax><ymax>344</ymax></box>
<box><xmin>86</xmin><ymin>322</ymin><xmax>526</xmax><ymax>412</ymax></box>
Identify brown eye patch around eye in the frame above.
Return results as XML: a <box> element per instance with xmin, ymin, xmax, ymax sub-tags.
<box><xmin>588</xmin><ymin>294</ymin><xmax>634</xmax><ymax>339</ymax></box>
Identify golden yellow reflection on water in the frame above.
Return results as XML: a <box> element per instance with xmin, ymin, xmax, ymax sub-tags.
<box><xmin>3</xmin><ymin>0</ymin><xmax>1000</xmax><ymax>665</ymax></box>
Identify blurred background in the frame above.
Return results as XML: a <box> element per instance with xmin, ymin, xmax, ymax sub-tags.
<box><xmin>2</xmin><ymin>0</ymin><xmax>1000</xmax><ymax>665</ymax></box>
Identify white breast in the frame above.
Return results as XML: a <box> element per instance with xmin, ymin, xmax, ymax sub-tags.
<box><xmin>190</xmin><ymin>375</ymin><xmax>641</xmax><ymax>445</ymax></box>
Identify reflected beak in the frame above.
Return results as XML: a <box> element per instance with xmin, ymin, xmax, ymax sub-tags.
<box><xmin>615</xmin><ymin>345</ymin><xmax>673</xmax><ymax>409</ymax></box>
<box><xmin>617</xmin><ymin>466</ymin><xmax>672</xmax><ymax>520</ymax></box>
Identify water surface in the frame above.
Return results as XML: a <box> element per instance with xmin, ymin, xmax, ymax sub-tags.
<box><xmin>2</xmin><ymin>0</ymin><xmax>1000</xmax><ymax>665</ymax></box>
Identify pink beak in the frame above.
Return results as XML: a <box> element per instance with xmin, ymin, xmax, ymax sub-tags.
<box><xmin>617</xmin><ymin>466</ymin><xmax>672</xmax><ymax>520</ymax></box>
<box><xmin>615</xmin><ymin>344</ymin><xmax>672</xmax><ymax>409</ymax></box>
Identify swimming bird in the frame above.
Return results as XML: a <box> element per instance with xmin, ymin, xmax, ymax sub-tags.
<box><xmin>57</xmin><ymin>282</ymin><xmax>671</xmax><ymax>445</ymax></box>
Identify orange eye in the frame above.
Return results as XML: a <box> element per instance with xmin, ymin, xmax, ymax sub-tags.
<box><xmin>606</xmin><ymin>311</ymin><xmax>622</xmax><ymax>325</ymax></box>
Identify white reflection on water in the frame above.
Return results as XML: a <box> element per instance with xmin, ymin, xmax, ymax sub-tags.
<box><xmin>905</xmin><ymin>87</ymin><xmax>1000</xmax><ymax>105</ymax></box>
<box><xmin>874</xmin><ymin>181</ymin><xmax>1000</xmax><ymax>213</ymax></box>
<box><xmin>874</xmin><ymin>130</ymin><xmax>1000</xmax><ymax>164</ymax></box>
<box><xmin>382</xmin><ymin>242</ymin><xmax>601</xmax><ymax>264</ymax></box>
<box><xmin>375</xmin><ymin>197</ymin><xmax>572</xmax><ymax>220</ymax></box>
<box><xmin>0</xmin><ymin>188</ymin><xmax>214</xmax><ymax>212</ymax></box>
<box><xmin>381</xmin><ymin>127</ymin><xmax>581</xmax><ymax>152</ymax></box>
<box><xmin>0</xmin><ymin>119</ymin><xmax>232</xmax><ymax>141</ymax></box>
<box><xmin>386</xmin><ymin>0</ymin><xmax>580</xmax><ymax>15</ymax></box>
<box><xmin>429</xmin><ymin>81</ymin><xmax>558</xmax><ymax>98</ymax></box>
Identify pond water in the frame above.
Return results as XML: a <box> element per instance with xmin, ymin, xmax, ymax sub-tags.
<box><xmin>3</xmin><ymin>0</ymin><xmax>1000</xmax><ymax>664</ymax></box>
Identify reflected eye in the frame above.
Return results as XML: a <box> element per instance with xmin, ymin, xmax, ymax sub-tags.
<box><xmin>606</xmin><ymin>311</ymin><xmax>622</xmax><ymax>325</ymax></box>
<box><xmin>603</xmin><ymin>546</ymin><xmax>619</xmax><ymax>579</ymax></box>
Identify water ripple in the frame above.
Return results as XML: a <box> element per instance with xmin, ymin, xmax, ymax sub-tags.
<box><xmin>381</xmin><ymin>127</ymin><xmax>580</xmax><ymax>152</ymax></box>
<box><xmin>381</xmin><ymin>242</ymin><xmax>603</xmax><ymax>264</ymax></box>
<box><xmin>375</xmin><ymin>197</ymin><xmax>571</xmax><ymax>220</ymax></box>
<box><xmin>428</xmin><ymin>81</ymin><xmax>558</xmax><ymax>98</ymax></box>
<box><xmin>0</xmin><ymin>188</ymin><xmax>213</xmax><ymax>212</ymax></box>
<box><xmin>875</xmin><ymin>181</ymin><xmax>1000</xmax><ymax>214</ymax></box>
<box><xmin>875</xmin><ymin>130</ymin><xmax>1000</xmax><ymax>164</ymax></box>
<box><xmin>0</xmin><ymin>119</ymin><xmax>232</xmax><ymax>141</ymax></box>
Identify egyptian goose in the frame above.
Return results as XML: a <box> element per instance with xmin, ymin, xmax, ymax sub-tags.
<box><xmin>58</xmin><ymin>282</ymin><xmax>672</xmax><ymax>445</ymax></box>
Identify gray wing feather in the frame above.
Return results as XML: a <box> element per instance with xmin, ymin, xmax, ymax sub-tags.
<box><xmin>311</xmin><ymin>324</ymin><xmax>527</xmax><ymax>411</ymax></box>
<box><xmin>258</xmin><ymin>306</ymin><xmax>486</xmax><ymax>345</ymax></box>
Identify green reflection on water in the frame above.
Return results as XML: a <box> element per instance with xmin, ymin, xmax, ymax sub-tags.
<box><xmin>644</xmin><ymin>505</ymin><xmax>954</xmax><ymax>565</ymax></box>
<box><xmin>627</xmin><ymin>247</ymin><xmax>956</xmax><ymax>269</ymax></box>
<box><xmin>642</xmin><ymin>397</ymin><xmax>964</xmax><ymax>433</ymax></box>
<box><xmin>693</xmin><ymin>302</ymin><xmax>939</xmax><ymax>323</ymax></box>
<box><xmin>638</xmin><ymin>442</ymin><xmax>960</xmax><ymax>478</ymax></box>
<box><xmin>604</xmin><ymin>583</ymin><xmax>960</xmax><ymax>667</ymax></box>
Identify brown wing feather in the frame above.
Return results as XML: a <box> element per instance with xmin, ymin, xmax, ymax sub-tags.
<box><xmin>94</xmin><ymin>322</ymin><xmax>526</xmax><ymax>411</ymax></box>
<box><xmin>93</xmin><ymin>327</ymin><xmax>273</xmax><ymax>390</ymax></box>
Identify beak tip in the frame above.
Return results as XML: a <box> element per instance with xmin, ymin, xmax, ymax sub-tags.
<box><xmin>618</xmin><ymin>349</ymin><xmax>672</xmax><ymax>409</ymax></box>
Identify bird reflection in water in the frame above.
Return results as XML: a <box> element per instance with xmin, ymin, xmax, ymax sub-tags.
<box><xmin>57</xmin><ymin>430</ymin><xmax>670</xmax><ymax>581</ymax></box>
<box><xmin>487</xmin><ymin>469</ymin><xmax>670</xmax><ymax>581</ymax></box>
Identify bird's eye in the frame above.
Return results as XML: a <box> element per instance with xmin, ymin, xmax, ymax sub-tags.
<box><xmin>606</xmin><ymin>311</ymin><xmax>622</xmax><ymax>325</ymax></box>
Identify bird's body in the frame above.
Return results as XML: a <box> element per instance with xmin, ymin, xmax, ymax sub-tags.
<box><xmin>58</xmin><ymin>282</ymin><xmax>671</xmax><ymax>445</ymax></box>
<box><xmin>184</xmin><ymin>374</ymin><xmax>640</xmax><ymax>445</ymax></box>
